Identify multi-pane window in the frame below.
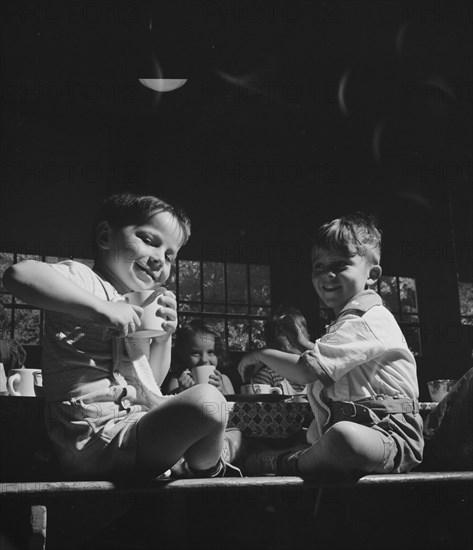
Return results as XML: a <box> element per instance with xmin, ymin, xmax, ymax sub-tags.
<box><xmin>0</xmin><ymin>253</ymin><xmax>271</xmax><ymax>351</ymax></box>
<box><xmin>319</xmin><ymin>275</ymin><xmax>421</xmax><ymax>356</ymax></box>
<box><xmin>459</xmin><ymin>281</ymin><xmax>473</xmax><ymax>325</ymax></box>
<box><xmin>169</xmin><ymin>260</ymin><xmax>271</xmax><ymax>351</ymax></box>
<box><xmin>0</xmin><ymin>253</ymin><xmax>93</xmax><ymax>345</ymax></box>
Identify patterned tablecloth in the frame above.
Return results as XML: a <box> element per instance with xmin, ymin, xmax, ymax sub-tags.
<box><xmin>227</xmin><ymin>400</ymin><xmax>438</xmax><ymax>439</ymax></box>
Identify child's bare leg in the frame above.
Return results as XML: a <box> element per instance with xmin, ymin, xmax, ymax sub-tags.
<box><xmin>298</xmin><ymin>421</ymin><xmax>386</xmax><ymax>476</ymax></box>
<box><xmin>136</xmin><ymin>384</ymin><xmax>227</xmax><ymax>476</ymax></box>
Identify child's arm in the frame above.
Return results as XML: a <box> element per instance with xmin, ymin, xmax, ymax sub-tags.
<box><xmin>238</xmin><ymin>348</ymin><xmax>324</xmax><ymax>385</ymax></box>
<box><xmin>3</xmin><ymin>261</ymin><xmax>141</xmax><ymax>334</ymax></box>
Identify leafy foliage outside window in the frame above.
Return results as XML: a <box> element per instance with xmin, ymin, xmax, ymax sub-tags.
<box><xmin>173</xmin><ymin>260</ymin><xmax>271</xmax><ymax>351</ymax></box>
<box><xmin>459</xmin><ymin>281</ymin><xmax>473</xmax><ymax>326</ymax></box>
<box><xmin>319</xmin><ymin>275</ymin><xmax>421</xmax><ymax>356</ymax></box>
<box><xmin>0</xmin><ymin>253</ymin><xmax>87</xmax><ymax>345</ymax></box>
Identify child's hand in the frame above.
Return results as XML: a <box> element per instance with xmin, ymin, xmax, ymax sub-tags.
<box><xmin>178</xmin><ymin>369</ymin><xmax>195</xmax><ymax>390</ymax></box>
<box><xmin>153</xmin><ymin>290</ymin><xmax>178</xmax><ymax>340</ymax></box>
<box><xmin>237</xmin><ymin>351</ymin><xmax>265</xmax><ymax>383</ymax></box>
<box><xmin>99</xmin><ymin>300</ymin><xmax>143</xmax><ymax>337</ymax></box>
<box><xmin>208</xmin><ymin>369</ymin><xmax>225</xmax><ymax>392</ymax></box>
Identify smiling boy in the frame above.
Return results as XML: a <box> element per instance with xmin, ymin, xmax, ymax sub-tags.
<box><xmin>239</xmin><ymin>213</ymin><xmax>423</xmax><ymax>478</ymax></box>
<box><xmin>4</xmin><ymin>193</ymin><xmax>232</xmax><ymax>479</ymax></box>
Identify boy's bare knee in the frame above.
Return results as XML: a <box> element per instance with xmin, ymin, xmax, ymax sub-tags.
<box><xmin>194</xmin><ymin>384</ymin><xmax>228</xmax><ymax>426</ymax></box>
<box><xmin>327</xmin><ymin>421</ymin><xmax>368</xmax><ymax>459</ymax></box>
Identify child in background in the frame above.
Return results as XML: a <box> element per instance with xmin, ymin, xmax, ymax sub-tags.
<box><xmin>164</xmin><ymin>320</ymin><xmax>235</xmax><ymax>395</ymax></box>
<box><xmin>164</xmin><ymin>320</ymin><xmax>244</xmax><ymax>464</ymax></box>
<box><xmin>247</xmin><ymin>306</ymin><xmax>310</xmax><ymax>396</ymax></box>
<box><xmin>3</xmin><ymin>193</ymin><xmax>232</xmax><ymax>479</ymax></box>
<box><xmin>239</xmin><ymin>213</ymin><xmax>424</xmax><ymax>478</ymax></box>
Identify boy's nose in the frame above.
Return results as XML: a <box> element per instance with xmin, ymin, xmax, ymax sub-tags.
<box><xmin>148</xmin><ymin>252</ymin><xmax>164</xmax><ymax>268</ymax></box>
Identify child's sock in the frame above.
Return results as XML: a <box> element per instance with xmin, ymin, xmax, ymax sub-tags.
<box><xmin>188</xmin><ymin>458</ymin><xmax>225</xmax><ymax>478</ymax></box>
<box><xmin>276</xmin><ymin>449</ymin><xmax>304</xmax><ymax>476</ymax></box>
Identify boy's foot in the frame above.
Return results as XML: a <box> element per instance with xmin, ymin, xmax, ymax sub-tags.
<box><xmin>222</xmin><ymin>428</ymin><xmax>246</xmax><ymax>464</ymax></box>
<box><xmin>242</xmin><ymin>446</ymin><xmax>306</xmax><ymax>476</ymax></box>
<box><xmin>241</xmin><ymin>449</ymin><xmax>281</xmax><ymax>475</ymax></box>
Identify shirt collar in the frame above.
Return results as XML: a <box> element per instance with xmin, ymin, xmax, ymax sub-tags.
<box><xmin>338</xmin><ymin>289</ymin><xmax>382</xmax><ymax>317</ymax></box>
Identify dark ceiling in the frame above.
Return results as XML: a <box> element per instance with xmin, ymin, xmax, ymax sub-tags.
<box><xmin>1</xmin><ymin>1</ymin><xmax>472</xmax><ymax>264</ymax></box>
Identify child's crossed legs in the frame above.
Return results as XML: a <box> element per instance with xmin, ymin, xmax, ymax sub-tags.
<box><xmin>136</xmin><ymin>384</ymin><xmax>228</xmax><ymax>477</ymax></box>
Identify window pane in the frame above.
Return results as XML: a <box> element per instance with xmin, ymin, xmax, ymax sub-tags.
<box><xmin>459</xmin><ymin>282</ymin><xmax>473</xmax><ymax>318</ymax></box>
<box><xmin>227</xmin><ymin>305</ymin><xmax>248</xmax><ymax>315</ymax></box>
<box><xmin>250</xmin><ymin>320</ymin><xmax>267</xmax><ymax>349</ymax></box>
<box><xmin>401</xmin><ymin>325</ymin><xmax>421</xmax><ymax>356</ymax></box>
<box><xmin>0</xmin><ymin>293</ymin><xmax>12</xmax><ymax>305</ymax></box>
<box><xmin>14</xmin><ymin>309</ymin><xmax>41</xmax><ymax>345</ymax></box>
<box><xmin>249</xmin><ymin>265</ymin><xmax>271</xmax><ymax>305</ymax></box>
<box><xmin>0</xmin><ymin>253</ymin><xmax>14</xmax><ymax>292</ymax></box>
<box><xmin>0</xmin><ymin>307</ymin><xmax>12</xmax><ymax>339</ymax></box>
<box><xmin>178</xmin><ymin>260</ymin><xmax>201</xmax><ymax>302</ymax></box>
<box><xmin>228</xmin><ymin>319</ymin><xmax>249</xmax><ymax>351</ymax></box>
<box><xmin>45</xmin><ymin>256</ymin><xmax>70</xmax><ymax>264</ymax></box>
<box><xmin>251</xmin><ymin>306</ymin><xmax>271</xmax><ymax>316</ymax></box>
<box><xmin>179</xmin><ymin>302</ymin><xmax>201</xmax><ymax>313</ymax></box>
<box><xmin>178</xmin><ymin>314</ymin><xmax>201</xmax><ymax>327</ymax></box>
<box><xmin>203</xmin><ymin>262</ymin><xmax>225</xmax><ymax>303</ymax></box>
<box><xmin>399</xmin><ymin>277</ymin><xmax>418</xmax><ymax>313</ymax></box>
<box><xmin>17</xmin><ymin>254</ymin><xmax>41</xmax><ymax>263</ymax></box>
<box><xmin>461</xmin><ymin>317</ymin><xmax>473</xmax><ymax>326</ymax></box>
<box><xmin>202</xmin><ymin>304</ymin><xmax>225</xmax><ymax>313</ymax></box>
<box><xmin>206</xmin><ymin>317</ymin><xmax>225</xmax><ymax>337</ymax></box>
<box><xmin>379</xmin><ymin>276</ymin><xmax>399</xmax><ymax>312</ymax></box>
<box><xmin>227</xmin><ymin>264</ymin><xmax>248</xmax><ymax>304</ymax></box>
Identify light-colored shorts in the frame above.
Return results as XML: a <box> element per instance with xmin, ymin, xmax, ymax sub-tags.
<box><xmin>45</xmin><ymin>400</ymin><xmax>147</xmax><ymax>479</ymax></box>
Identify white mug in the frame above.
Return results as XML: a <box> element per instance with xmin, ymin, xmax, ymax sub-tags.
<box><xmin>240</xmin><ymin>384</ymin><xmax>283</xmax><ymax>395</ymax></box>
<box><xmin>7</xmin><ymin>368</ymin><xmax>41</xmax><ymax>397</ymax></box>
<box><xmin>124</xmin><ymin>289</ymin><xmax>166</xmax><ymax>338</ymax></box>
<box><xmin>191</xmin><ymin>364</ymin><xmax>216</xmax><ymax>384</ymax></box>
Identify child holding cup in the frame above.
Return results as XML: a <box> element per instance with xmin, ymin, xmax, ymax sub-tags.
<box><xmin>3</xmin><ymin>193</ymin><xmax>231</xmax><ymax>479</ymax></box>
<box><xmin>164</xmin><ymin>320</ymin><xmax>235</xmax><ymax>395</ymax></box>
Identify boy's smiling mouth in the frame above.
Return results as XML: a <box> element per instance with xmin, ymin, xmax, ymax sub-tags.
<box><xmin>134</xmin><ymin>262</ymin><xmax>159</xmax><ymax>283</ymax></box>
<box><xmin>322</xmin><ymin>284</ymin><xmax>341</xmax><ymax>292</ymax></box>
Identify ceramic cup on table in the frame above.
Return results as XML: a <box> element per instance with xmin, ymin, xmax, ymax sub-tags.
<box><xmin>123</xmin><ymin>289</ymin><xmax>166</xmax><ymax>338</ymax></box>
<box><xmin>7</xmin><ymin>368</ymin><xmax>41</xmax><ymax>397</ymax></box>
<box><xmin>427</xmin><ymin>379</ymin><xmax>457</xmax><ymax>403</ymax></box>
<box><xmin>191</xmin><ymin>364</ymin><xmax>216</xmax><ymax>384</ymax></box>
<box><xmin>240</xmin><ymin>384</ymin><xmax>283</xmax><ymax>396</ymax></box>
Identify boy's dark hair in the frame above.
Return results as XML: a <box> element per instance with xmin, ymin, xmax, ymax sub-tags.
<box><xmin>96</xmin><ymin>193</ymin><xmax>191</xmax><ymax>246</ymax></box>
<box><xmin>172</xmin><ymin>319</ymin><xmax>231</xmax><ymax>375</ymax></box>
<box><xmin>314</xmin><ymin>212</ymin><xmax>382</xmax><ymax>264</ymax></box>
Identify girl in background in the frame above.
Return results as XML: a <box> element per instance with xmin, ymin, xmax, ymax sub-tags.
<box><xmin>164</xmin><ymin>320</ymin><xmax>235</xmax><ymax>395</ymax></box>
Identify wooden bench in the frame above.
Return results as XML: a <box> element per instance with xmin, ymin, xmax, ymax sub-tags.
<box><xmin>1</xmin><ymin>472</ymin><xmax>472</xmax><ymax>550</ymax></box>
<box><xmin>1</xmin><ymin>397</ymin><xmax>472</xmax><ymax>549</ymax></box>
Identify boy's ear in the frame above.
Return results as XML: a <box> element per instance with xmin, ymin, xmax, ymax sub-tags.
<box><xmin>96</xmin><ymin>221</ymin><xmax>113</xmax><ymax>250</ymax></box>
<box><xmin>367</xmin><ymin>265</ymin><xmax>382</xmax><ymax>286</ymax></box>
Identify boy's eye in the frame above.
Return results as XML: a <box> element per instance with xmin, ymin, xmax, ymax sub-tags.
<box><xmin>140</xmin><ymin>235</ymin><xmax>154</xmax><ymax>245</ymax></box>
<box><xmin>165</xmin><ymin>254</ymin><xmax>175</xmax><ymax>263</ymax></box>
